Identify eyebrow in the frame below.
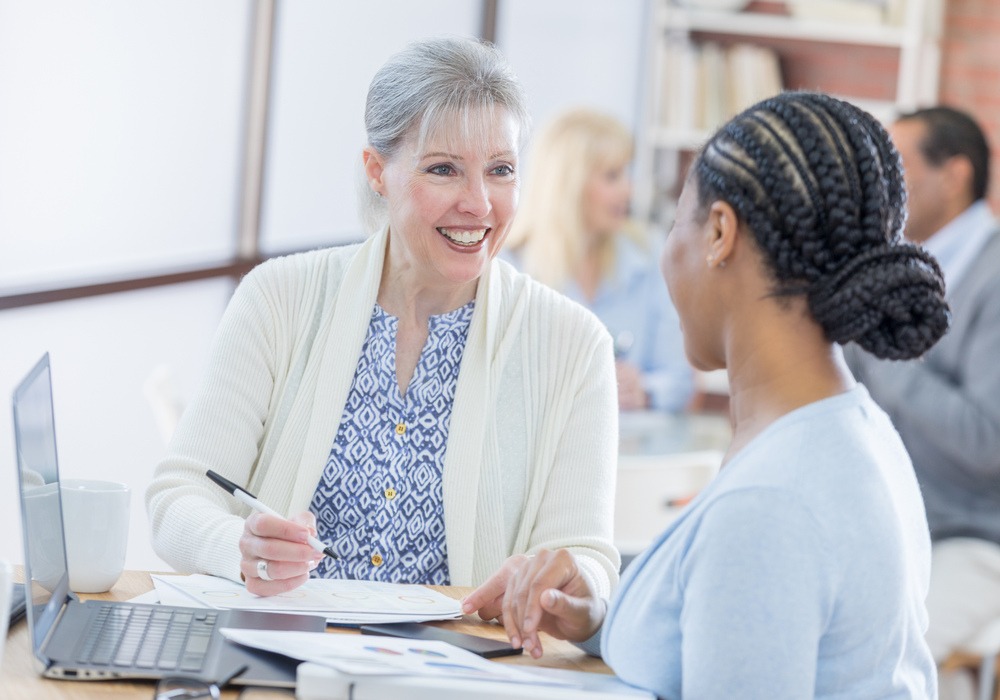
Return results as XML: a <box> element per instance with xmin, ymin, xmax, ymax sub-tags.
<box><xmin>421</xmin><ymin>150</ymin><xmax>516</xmax><ymax>161</ymax></box>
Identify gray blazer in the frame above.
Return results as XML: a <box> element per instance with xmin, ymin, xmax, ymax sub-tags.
<box><xmin>845</xmin><ymin>225</ymin><xmax>1000</xmax><ymax>544</ymax></box>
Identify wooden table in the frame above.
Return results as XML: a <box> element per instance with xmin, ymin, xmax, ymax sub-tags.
<box><xmin>2</xmin><ymin>570</ymin><xmax>610</xmax><ymax>699</ymax></box>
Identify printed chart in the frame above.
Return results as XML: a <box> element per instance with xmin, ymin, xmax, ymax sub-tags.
<box><xmin>151</xmin><ymin>574</ymin><xmax>462</xmax><ymax>624</ymax></box>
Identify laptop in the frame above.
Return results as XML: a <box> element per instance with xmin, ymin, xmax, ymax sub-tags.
<box><xmin>8</xmin><ymin>583</ymin><xmax>26</xmax><ymax>627</ymax></box>
<box><xmin>11</xmin><ymin>353</ymin><xmax>326</xmax><ymax>686</ymax></box>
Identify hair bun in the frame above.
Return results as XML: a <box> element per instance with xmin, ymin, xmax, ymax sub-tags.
<box><xmin>808</xmin><ymin>243</ymin><xmax>951</xmax><ymax>360</ymax></box>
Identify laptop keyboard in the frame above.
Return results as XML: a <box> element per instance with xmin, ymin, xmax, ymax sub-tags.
<box><xmin>76</xmin><ymin>605</ymin><xmax>219</xmax><ymax>673</ymax></box>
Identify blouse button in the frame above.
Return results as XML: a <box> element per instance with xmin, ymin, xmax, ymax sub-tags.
<box><xmin>395</xmin><ymin>422</ymin><xmax>406</xmax><ymax>435</ymax></box>
<box><xmin>385</xmin><ymin>487</ymin><xmax>397</xmax><ymax>500</ymax></box>
<box><xmin>371</xmin><ymin>553</ymin><xmax>384</xmax><ymax>567</ymax></box>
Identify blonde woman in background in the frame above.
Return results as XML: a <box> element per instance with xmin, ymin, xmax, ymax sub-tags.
<box><xmin>505</xmin><ymin>109</ymin><xmax>693</xmax><ymax>412</ymax></box>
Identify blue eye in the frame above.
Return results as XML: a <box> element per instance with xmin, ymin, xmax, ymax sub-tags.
<box><xmin>428</xmin><ymin>164</ymin><xmax>455</xmax><ymax>176</ymax></box>
<box><xmin>492</xmin><ymin>164</ymin><xmax>514</xmax><ymax>176</ymax></box>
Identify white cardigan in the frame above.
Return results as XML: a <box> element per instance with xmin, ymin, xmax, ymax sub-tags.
<box><xmin>146</xmin><ymin>227</ymin><xmax>621</xmax><ymax>592</ymax></box>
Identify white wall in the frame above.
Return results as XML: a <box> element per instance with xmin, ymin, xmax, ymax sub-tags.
<box><xmin>496</xmin><ymin>0</ymin><xmax>648</xmax><ymax>146</ymax></box>
<box><xmin>0</xmin><ymin>279</ymin><xmax>234</xmax><ymax>571</ymax></box>
<box><xmin>0</xmin><ymin>0</ymin><xmax>250</xmax><ymax>290</ymax></box>
<box><xmin>0</xmin><ymin>0</ymin><xmax>649</xmax><ymax>573</ymax></box>
<box><xmin>260</xmin><ymin>0</ymin><xmax>482</xmax><ymax>252</ymax></box>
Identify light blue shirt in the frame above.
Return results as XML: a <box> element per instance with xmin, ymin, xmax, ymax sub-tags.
<box><xmin>562</xmin><ymin>236</ymin><xmax>693</xmax><ymax>412</ymax></box>
<box><xmin>921</xmin><ymin>199</ymin><xmax>996</xmax><ymax>293</ymax></box>
<box><xmin>601</xmin><ymin>386</ymin><xmax>937</xmax><ymax>698</ymax></box>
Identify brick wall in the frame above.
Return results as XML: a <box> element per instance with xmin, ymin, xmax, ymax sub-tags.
<box><xmin>683</xmin><ymin>1</ymin><xmax>999</xmax><ymax>211</ymax></box>
<box><xmin>938</xmin><ymin>0</ymin><xmax>1000</xmax><ymax>211</ymax></box>
<box><xmin>740</xmin><ymin>0</ymin><xmax>1000</xmax><ymax>210</ymax></box>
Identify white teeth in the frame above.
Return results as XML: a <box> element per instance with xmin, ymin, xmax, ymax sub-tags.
<box><xmin>438</xmin><ymin>228</ymin><xmax>487</xmax><ymax>246</ymax></box>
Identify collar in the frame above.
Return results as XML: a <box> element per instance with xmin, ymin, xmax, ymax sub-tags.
<box><xmin>921</xmin><ymin>200</ymin><xmax>997</xmax><ymax>291</ymax></box>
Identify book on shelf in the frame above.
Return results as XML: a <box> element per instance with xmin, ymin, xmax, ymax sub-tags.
<box><xmin>697</xmin><ymin>41</ymin><xmax>729</xmax><ymax>134</ymax></box>
<box><xmin>726</xmin><ymin>43</ymin><xmax>782</xmax><ymax>116</ymax></box>
<box><xmin>658</xmin><ymin>39</ymin><xmax>783</xmax><ymax>136</ymax></box>
<box><xmin>657</xmin><ymin>35</ymin><xmax>698</xmax><ymax>133</ymax></box>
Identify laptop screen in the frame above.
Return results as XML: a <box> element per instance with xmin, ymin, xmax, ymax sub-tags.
<box><xmin>12</xmin><ymin>353</ymin><xmax>72</xmax><ymax>659</ymax></box>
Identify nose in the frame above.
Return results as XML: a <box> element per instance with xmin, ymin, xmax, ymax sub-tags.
<box><xmin>458</xmin><ymin>174</ymin><xmax>492</xmax><ymax>218</ymax></box>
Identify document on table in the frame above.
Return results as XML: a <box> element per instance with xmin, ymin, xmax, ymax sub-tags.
<box><xmin>295</xmin><ymin>661</ymin><xmax>658</xmax><ymax>700</ymax></box>
<box><xmin>235</xmin><ymin>633</ymin><xmax>659</xmax><ymax>699</ymax></box>
<box><xmin>150</xmin><ymin>574</ymin><xmax>462</xmax><ymax>625</ymax></box>
<box><xmin>221</xmin><ymin>629</ymin><xmax>572</xmax><ymax>686</ymax></box>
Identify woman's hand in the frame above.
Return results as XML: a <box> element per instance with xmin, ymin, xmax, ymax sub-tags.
<box><xmin>461</xmin><ymin>549</ymin><xmax>607</xmax><ymax>659</ymax></box>
<box><xmin>239</xmin><ymin>511</ymin><xmax>320</xmax><ymax>596</ymax></box>
<box><xmin>615</xmin><ymin>361</ymin><xmax>649</xmax><ymax>411</ymax></box>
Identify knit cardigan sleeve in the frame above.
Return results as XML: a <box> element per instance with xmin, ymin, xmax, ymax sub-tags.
<box><xmin>483</xmin><ymin>272</ymin><xmax>621</xmax><ymax>594</ymax></box>
<box><xmin>145</xmin><ymin>248</ymin><xmax>350</xmax><ymax>581</ymax></box>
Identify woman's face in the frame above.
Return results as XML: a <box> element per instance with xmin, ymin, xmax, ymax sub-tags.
<box><xmin>582</xmin><ymin>159</ymin><xmax>632</xmax><ymax>239</ymax></box>
<box><xmin>662</xmin><ymin>179</ymin><xmax>720</xmax><ymax>371</ymax></box>
<box><xmin>375</xmin><ymin>111</ymin><xmax>520</xmax><ymax>290</ymax></box>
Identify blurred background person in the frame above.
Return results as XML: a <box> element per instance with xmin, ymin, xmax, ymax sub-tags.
<box><xmin>846</xmin><ymin>106</ymin><xmax>1000</xmax><ymax>700</ymax></box>
<box><xmin>504</xmin><ymin>108</ymin><xmax>694</xmax><ymax>412</ymax></box>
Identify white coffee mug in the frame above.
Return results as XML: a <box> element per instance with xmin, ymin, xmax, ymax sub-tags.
<box><xmin>0</xmin><ymin>559</ymin><xmax>11</xmax><ymax>669</ymax></box>
<box><xmin>60</xmin><ymin>479</ymin><xmax>131</xmax><ymax>593</ymax></box>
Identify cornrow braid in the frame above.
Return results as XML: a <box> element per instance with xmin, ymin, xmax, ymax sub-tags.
<box><xmin>693</xmin><ymin>91</ymin><xmax>950</xmax><ymax>360</ymax></box>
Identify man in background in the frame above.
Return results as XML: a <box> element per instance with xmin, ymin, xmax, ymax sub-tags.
<box><xmin>846</xmin><ymin>106</ymin><xmax>1000</xmax><ymax>699</ymax></box>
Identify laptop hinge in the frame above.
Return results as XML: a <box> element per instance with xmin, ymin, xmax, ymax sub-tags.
<box><xmin>39</xmin><ymin>600</ymin><xmax>74</xmax><ymax>667</ymax></box>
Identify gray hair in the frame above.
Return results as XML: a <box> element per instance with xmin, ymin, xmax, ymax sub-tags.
<box><xmin>358</xmin><ymin>36</ymin><xmax>531</xmax><ymax>234</ymax></box>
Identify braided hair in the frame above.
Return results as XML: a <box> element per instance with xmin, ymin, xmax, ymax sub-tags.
<box><xmin>693</xmin><ymin>91</ymin><xmax>950</xmax><ymax>360</ymax></box>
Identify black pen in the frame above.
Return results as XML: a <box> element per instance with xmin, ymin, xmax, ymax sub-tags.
<box><xmin>206</xmin><ymin>469</ymin><xmax>338</xmax><ymax>559</ymax></box>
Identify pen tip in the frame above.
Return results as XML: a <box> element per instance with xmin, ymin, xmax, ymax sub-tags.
<box><xmin>324</xmin><ymin>546</ymin><xmax>338</xmax><ymax>559</ymax></box>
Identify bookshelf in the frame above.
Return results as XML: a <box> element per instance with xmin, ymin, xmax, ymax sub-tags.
<box><xmin>633</xmin><ymin>0</ymin><xmax>946</xmax><ymax>225</ymax></box>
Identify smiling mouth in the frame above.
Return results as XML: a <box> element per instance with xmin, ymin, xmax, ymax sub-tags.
<box><xmin>437</xmin><ymin>227</ymin><xmax>489</xmax><ymax>246</ymax></box>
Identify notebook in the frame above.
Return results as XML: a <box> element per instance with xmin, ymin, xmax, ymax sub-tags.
<box><xmin>11</xmin><ymin>353</ymin><xmax>326</xmax><ymax>686</ymax></box>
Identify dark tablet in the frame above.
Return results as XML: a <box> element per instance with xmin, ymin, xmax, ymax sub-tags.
<box><xmin>360</xmin><ymin>621</ymin><xmax>522</xmax><ymax>658</ymax></box>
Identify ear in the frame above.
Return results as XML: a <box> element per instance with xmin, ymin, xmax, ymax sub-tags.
<box><xmin>705</xmin><ymin>200</ymin><xmax>738</xmax><ymax>268</ymax></box>
<box><xmin>362</xmin><ymin>146</ymin><xmax>388</xmax><ymax>197</ymax></box>
<box><xmin>942</xmin><ymin>155</ymin><xmax>975</xmax><ymax>206</ymax></box>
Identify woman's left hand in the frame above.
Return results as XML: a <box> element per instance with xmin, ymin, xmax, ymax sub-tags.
<box><xmin>461</xmin><ymin>549</ymin><xmax>605</xmax><ymax>658</ymax></box>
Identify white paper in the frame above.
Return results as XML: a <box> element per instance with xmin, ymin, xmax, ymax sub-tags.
<box><xmin>221</xmin><ymin>629</ymin><xmax>575</xmax><ymax>687</ymax></box>
<box><xmin>151</xmin><ymin>574</ymin><xmax>462</xmax><ymax>624</ymax></box>
<box><xmin>125</xmin><ymin>589</ymin><xmax>163</xmax><ymax>605</ymax></box>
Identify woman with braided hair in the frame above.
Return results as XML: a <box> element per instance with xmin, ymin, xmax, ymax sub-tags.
<box><xmin>464</xmin><ymin>91</ymin><xmax>948</xmax><ymax>698</ymax></box>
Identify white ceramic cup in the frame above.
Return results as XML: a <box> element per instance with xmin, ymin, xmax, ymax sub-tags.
<box><xmin>0</xmin><ymin>559</ymin><xmax>12</xmax><ymax>669</ymax></box>
<box><xmin>60</xmin><ymin>479</ymin><xmax>131</xmax><ymax>593</ymax></box>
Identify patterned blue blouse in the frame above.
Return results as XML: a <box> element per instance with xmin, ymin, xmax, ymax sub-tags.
<box><xmin>309</xmin><ymin>301</ymin><xmax>474</xmax><ymax>584</ymax></box>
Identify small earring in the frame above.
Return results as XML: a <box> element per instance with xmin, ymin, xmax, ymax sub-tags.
<box><xmin>719</xmin><ymin>260</ymin><xmax>726</xmax><ymax>269</ymax></box>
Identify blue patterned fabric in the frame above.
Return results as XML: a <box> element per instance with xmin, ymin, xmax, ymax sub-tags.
<box><xmin>309</xmin><ymin>301</ymin><xmax>474</xmax><ymax>584</ymax></box>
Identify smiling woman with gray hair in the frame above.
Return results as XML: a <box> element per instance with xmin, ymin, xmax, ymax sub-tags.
<box><xmin>146</xmin><ymin>37</ymin><xmax>620</xmax><ymax>600</ymax></box>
